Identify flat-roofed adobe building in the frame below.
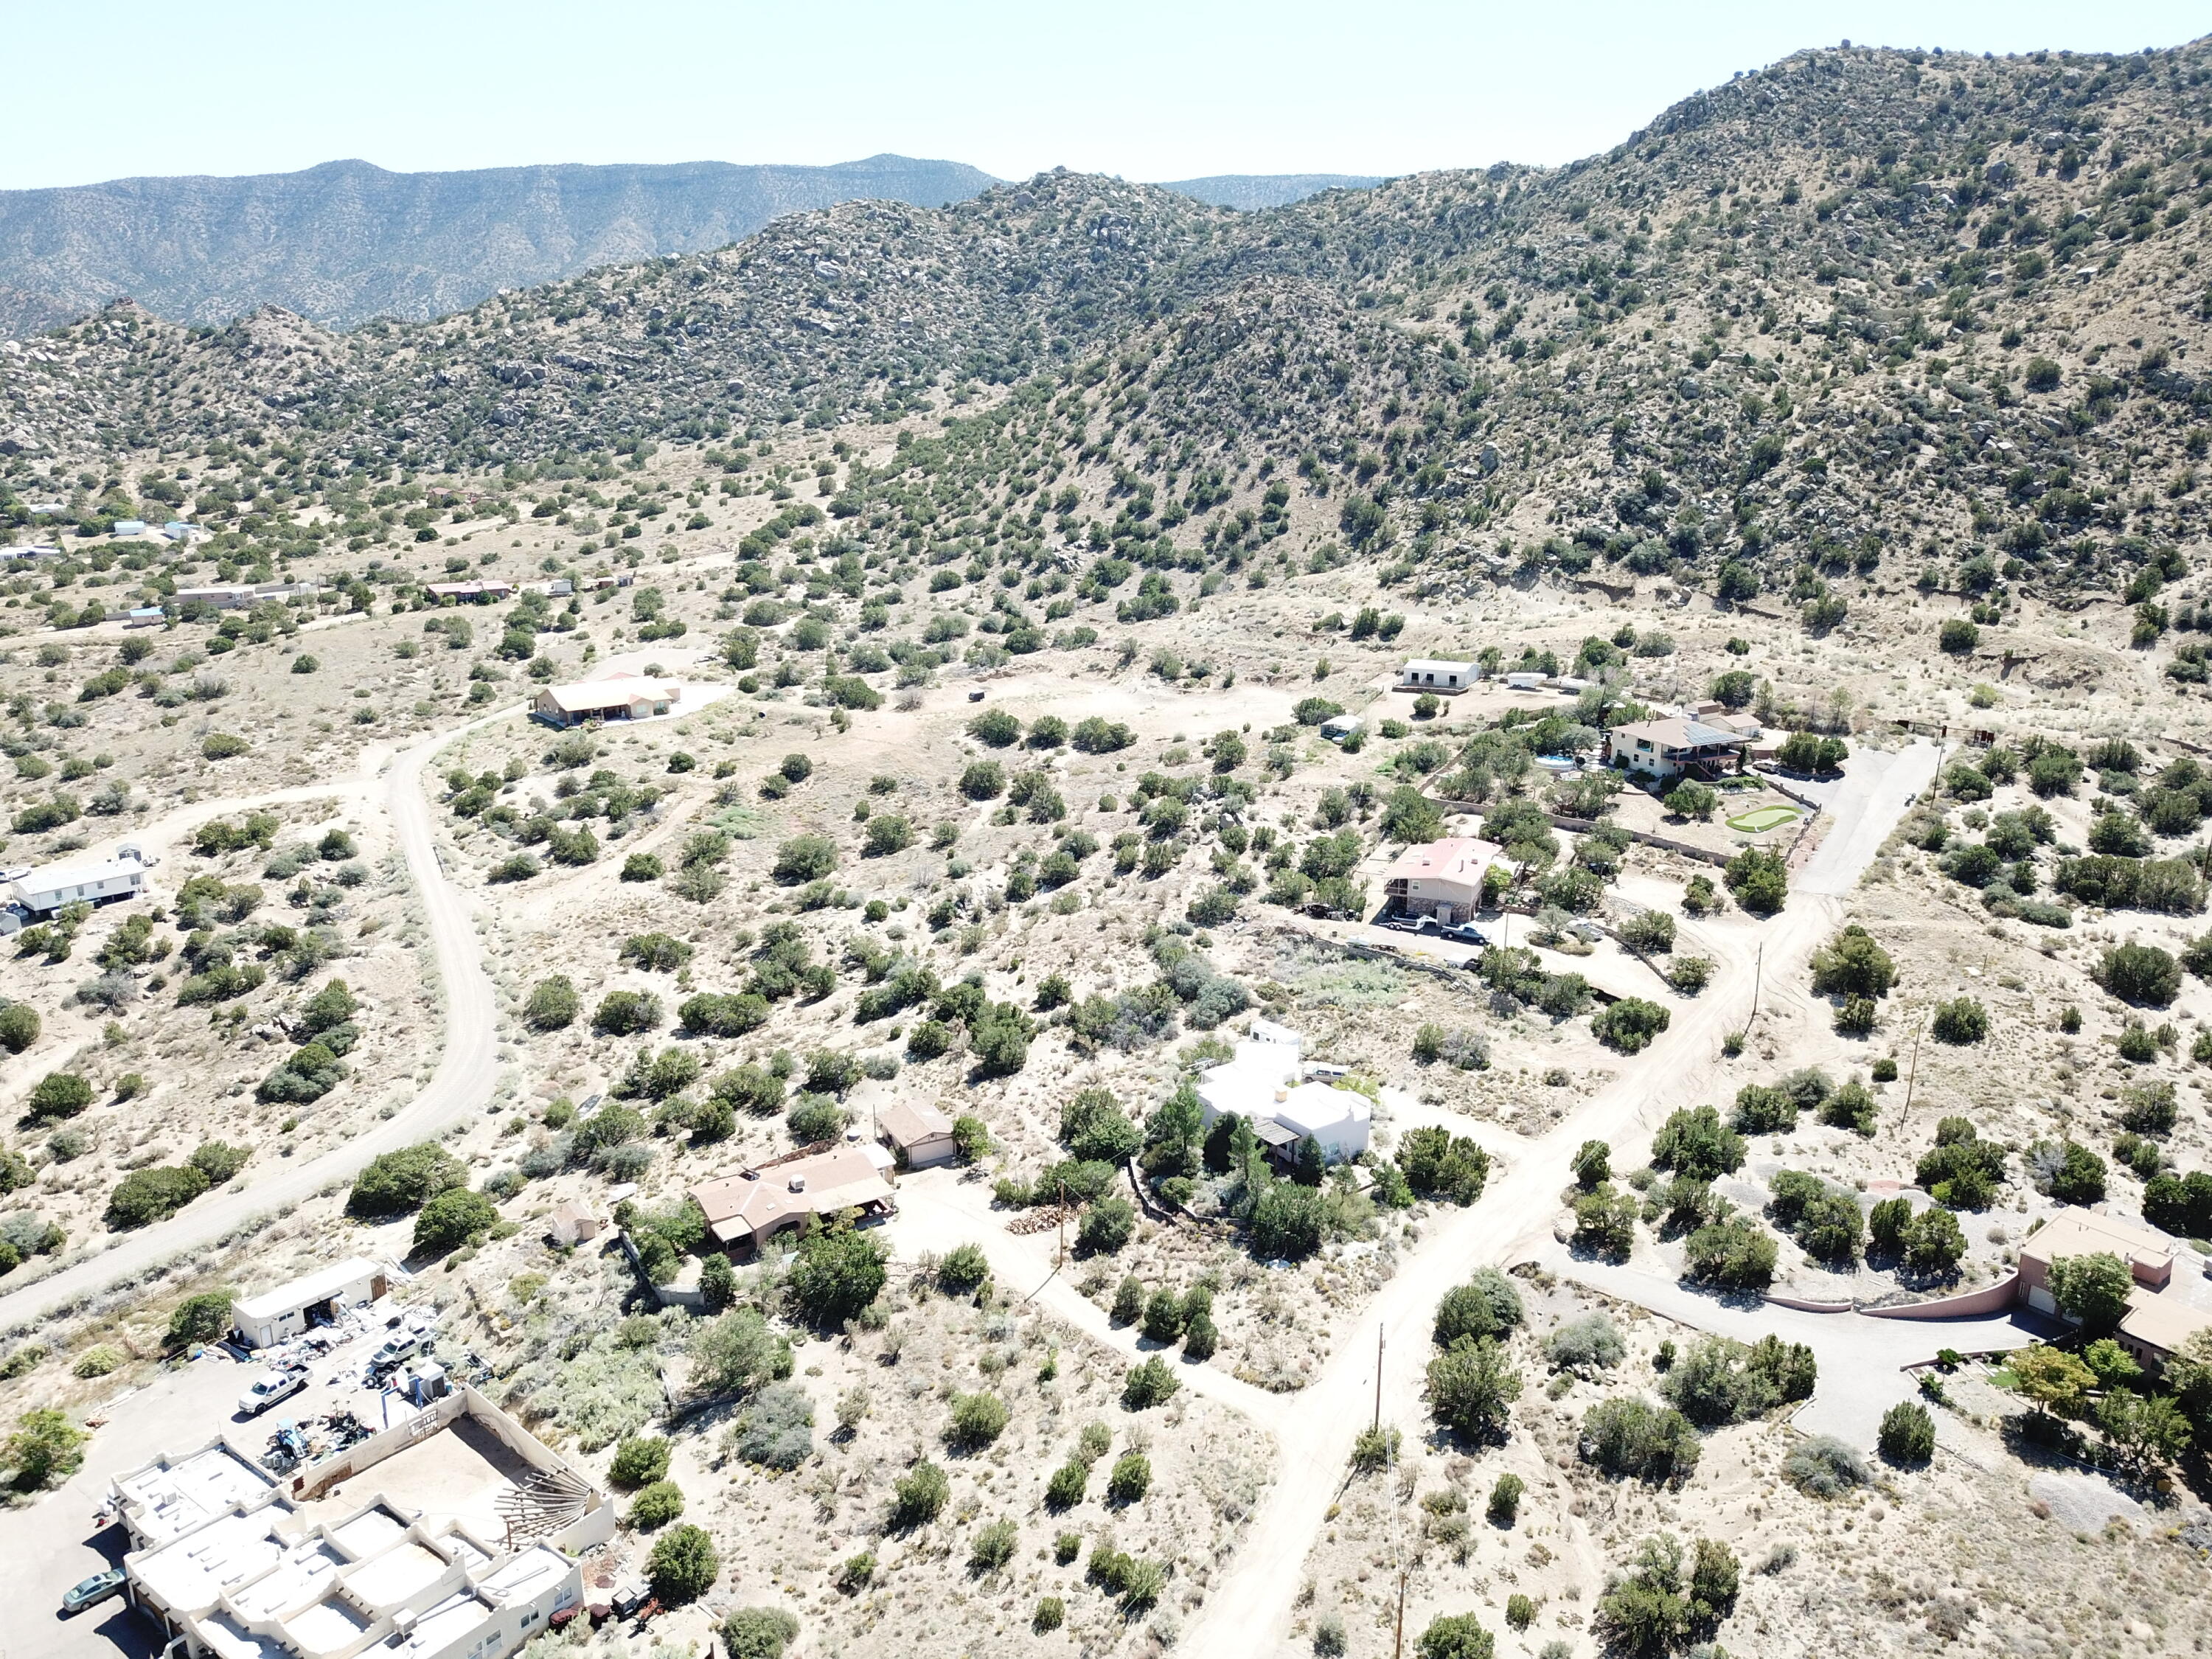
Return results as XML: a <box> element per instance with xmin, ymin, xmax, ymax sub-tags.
<box><xmin>112</xmin><ymin>1388</ymin><xmax>612</xmax><ymax>1659</ymax></box>
<box><xmin>1399</xmin><ymin>658</ymin><xmax>1476</xmax><ymax>695</ymax></box>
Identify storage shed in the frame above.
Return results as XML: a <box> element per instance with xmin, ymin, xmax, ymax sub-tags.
<box><xmin>231</xmin><ymin>1256</ymin><xmax>389</xmax><ymax>1349</ymax></box>
<box><xmin>877</xmin><ymin>1100</ymin><xmax>959</xmax><ymax>1169</ymax></box>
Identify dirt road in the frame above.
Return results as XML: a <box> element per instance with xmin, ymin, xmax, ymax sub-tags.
<box><xmin>1179</xmin><ymin>740</ymin><xmax>1938</xmax><ymax>1656</ymax></box>
<box><xmin>0</xmin><ymin>712</ymin><xmax>512</xmax><ymax>1336</ymax></box>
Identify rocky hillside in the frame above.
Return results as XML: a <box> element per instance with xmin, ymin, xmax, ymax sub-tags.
<box><xmin>0</xmin><ymin>154</ymin><xmax>1000</xmax><ymax>334</ymax></box>
<box><xmin>5</xmin><ymin>40</ymin><xmax>2212</xmax><ymax>615</ymax></box>
<box><xmin>1154</xmin><ymin>173</ymin><xmax>1383</xmax><ymax>210</ymax></box>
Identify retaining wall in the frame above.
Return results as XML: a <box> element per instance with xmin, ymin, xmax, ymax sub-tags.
<box><xmin>1761</xmin><ymin>1293</ymin><xmax>1855</xmax><ymax>1314</ymax></box>
<box><xmin>1857</xmin><ymin>1272</ymin><xmax>2023</xmax><ymax>1321</ymax></box>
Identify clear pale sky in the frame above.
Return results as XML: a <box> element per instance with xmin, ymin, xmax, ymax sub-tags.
<box><xmin>5</xmin><ymin>1</ymin><xmax>2206</xmax><ymax>192</ymax></box>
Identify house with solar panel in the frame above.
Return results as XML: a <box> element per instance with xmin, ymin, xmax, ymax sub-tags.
<box><xmin>1601</xmin><ymin>716</ymin><xmax>1753</xmax><ymax>782</ymax></box>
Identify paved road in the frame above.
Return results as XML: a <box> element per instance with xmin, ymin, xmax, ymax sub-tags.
<box><xmin>1798</xmin><ymin>739</ymin><xmax>1939</xmax><ymax>897</ymax></box>
<box><xmin>1545</xmin><ymin>1251</ymin><xmax>2045</xmax><ymax>1450</ymax></box>
<box><xmin>0</xmin><ymin>712</ymin><xmax>512</xmax><ymax>1336</ymax></box>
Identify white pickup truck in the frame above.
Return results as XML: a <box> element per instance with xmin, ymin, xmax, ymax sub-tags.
<box><xmin>237</xmin><ymin>1370</ymin><xmax>308</xmax><ymax>1417</ymax></box>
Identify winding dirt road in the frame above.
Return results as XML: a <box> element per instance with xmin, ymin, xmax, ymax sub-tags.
<box><xmin>0</xmin><ymin>712</ymin><xmax>512</xmax><ymax>1335</ymax></box>
<box><xmin>897</xmin><ymin>742</ymin><xmax>1940</xmax><ymax>1658</ymax></box>
<box><xmin>0</xmin><ymin>706</ymin><xmax>1935</xmax><ymax>1652</ymax></box>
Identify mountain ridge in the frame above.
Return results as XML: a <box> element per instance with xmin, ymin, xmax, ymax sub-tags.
<box><xmin>0</xmin><ymin>157</ymin><xmax>1388</xmax><ymax>338</ymax></box>
<box><xmin>0</xmin><ymin>154</ymin><xmax>1001</xmax><ymax>335</ymax></box>
<box><xmin>4</xmin><ymin>39</ymin><xmax>2211</xmax><ymax>622</ymax></box>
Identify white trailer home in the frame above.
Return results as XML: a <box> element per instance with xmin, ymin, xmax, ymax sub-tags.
<box><xmin>6</xmin><ymin>846</ymin><xmax>153</xmax><ymax>917</ymax></box>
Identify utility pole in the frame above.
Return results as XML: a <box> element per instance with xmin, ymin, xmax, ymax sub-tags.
<box><xmin>1056</xmin><ymin>1178</ymin><xmax>1066</xmax><ymax>1270</ymax></box>
<box><xmin>1750</xmin><ymin>939</ymin><xmax>1764</xmax><ymax>1022</ymax></box>
<box><xmin>1902</xmin><ymin>1016</ymin><xmax>1927</xmax><ymax>1120</ymax></box>
<box><xmin>1373</xmin><ymin>1325</ymin><xmax>1385</xmax><ymax>1432</ymax></box>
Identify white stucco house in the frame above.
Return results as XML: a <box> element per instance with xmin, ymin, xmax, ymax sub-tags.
<box><xmin>1399</xmin><ymin>658</ymin><xmax>1477</xmax><ymax>695</ymax></box>
<box><xmin>1194</xmin><ymin>1020</ymin><xmax>1371</xmax><ymax>1166</ymax></box>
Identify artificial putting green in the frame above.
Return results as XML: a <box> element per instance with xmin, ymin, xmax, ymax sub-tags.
<box><xmin>1726</xmin><ymin>804</ymin><xmax>1802</xmax><ymax>833</ymax></box>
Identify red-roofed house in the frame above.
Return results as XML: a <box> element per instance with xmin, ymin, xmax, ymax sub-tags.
<box><xmin>1381</xmin><ymin>837</ymin><xmax>1500</xmax><ymax>925</ymax></box>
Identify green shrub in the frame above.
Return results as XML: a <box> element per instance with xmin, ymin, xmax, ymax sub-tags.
<box><xmin>966</xmin><ymin>1515</ymin><xmax>1018</xmax><ymax>1575</ymax></box>
<box><xmin>1723</xmin><ymin>845</ymin><xmax>1788</xmax><ymax>915</ymax></box>
<box><xmin>348</xmin><ymin>1142</ymin><xmax>467</xmax><ymax>1217</ymax></box>
<box><xmin>1433</xmin><ymin>1269</ymin><xmax>1524</xmax><ymax>1346</ymax></box>
<box><xmin>412</xmin><ymin>1187</ymin><xmax>497</xmax><ymax>1255</ymax></box>
<box><xmin>608</xmin><ymin>1435</ymin><xmax>672</xmax><ymax>1488</ymax></box>
<box><xmin>4</xmin><ymin>1408</ymin><xmax>88</xmax><ymax>1490</ymax></box>
<box><xmin>1579</xmin><ymin>1397</ymin><xmax>1700</xmax><ymax>1484</ymax></box>
<box><xmin>106</xmin><ymin>1164</ymin><xmax>210</xmax><ymax>1228</ymax></box>
<box><xmin>627</xmin><ymin>1479</ymin><xmax>685</xmax><ymax>1528</ymax></box>
<box><xmin>1593</xmin><ymin>996</ymin><xmax>1671</xmax><ymax>1054</ymax></box>
<box><xmin>592</xmin><ymin>990</ymin><xmax>662</xmax><ymax>1035</ymax></box>
<box><xmin>1877</xmin><ymin>1400</ymin><xmax>1935</xmax><ymax>1464</ymax></box>
<box><xmin>686</xmin><ymin>1308</ymin><xmax>793</xmax><ymax>1399</ymax></box>
<box><xmin>1414</xmin><ymin>1612</ymin><xmax>1497</xmax><ymax>1659</ymax></box>
<box><xmin>2096</xmin><ymin>943</ymin><xmax>2183</xmax><ymax>1008</ymax></box>
<box><xmin>1593</xmin><ymin>1534</ymin><xmax>1738</xmax><ymax>1655</ymax></box>
<box><xmin>1427</xmin><ymin>1336</ymin><xmax>1521</xmax><ymax>1441</ymax></box>
<box><xmin>1044</xmin><ymin>1460</ymin><xmax>1088</xmax><ymax>1510</ymax></box>
<box><xmin>891</xmin><ymin>1458</ymin><xmax>950</xmax><ymax>1528</ymax></box>
<box><xmin>25</xmin><ymin>1072</ymin><xmax>92</xmax><ymax>1122</ymax></box>
<box><xmin>1107</xmin><ymin>1450</ymin><xmax>1152</xmax><ymax>1503</ymax></box>
<box><xmin>1488</xmin><ymin>1471</ymin><xmax>1526</xmax><ymax>1525</ymax></box>
<box><xmin>1121</xmin><ymin>1355</ymin><xmax>1180</xmax><ymax>1410</ymax></box>
<box><xmin>936</xmin><ymin>1242</ymin><xmax>990</xmax><ymax>1296</ymax></box>
<box><xmin>1077</xmin><ymin>1196</ymin><xmax>1135</xmax><ymax>1255</ymax></box>
<box><xmin>1399</xmin><ymin>1124</ymin><xmax>1490</xmax><ymax>1204</ymax></box>
<box><xmin>771</xmin><ymin>834</ymin><xmax>839</xmax><ymax>883</ymax></box>
<box><xmin>787</xmin><ymin>1223</ymin><xmax>886</xmax><ymax>1328</ymax></box>
<box><xmin>1938</xmin><ymin>618</ymin><xmax>1979</xmax><ymax>655</ymax></box>
<box><xmin>1650</xmin><ymin>1105</ymin><xmax>1744</xmax><ymax>1180</ymax></box>
<box><xmin>946</xmin><ymin>1391</ymin><xmax>1010</xmax><ymax>1450</ymax></box>
<box><xmin>165</xmin><ymin>1290</ymin><xmax>234</xmax><ymax>1349</ymax></box>
<box><xmin>644</xmin><ymin>1523</ymin><xmax>718</xmax><ymax>1603</ymax></box>
<box><xmin>0</xmin><ymin>1003</ymin><xmax>41</xmax><ymax>1054</ymax></box>
<box><xmin>522</xmin><ymin>975</ymin><xmax>580</xmax><ymax>1029</ymax></box>
<box><xmin>721</xmin><ymin>1607</ymin><xmax>799</xmax><ymax>1659</ymax></box>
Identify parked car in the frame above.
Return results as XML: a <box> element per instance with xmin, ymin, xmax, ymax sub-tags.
<box><xmin>237</xmin><ymin>1371</ymin><xmax>307</xmax><ymax>1417</ymax></box>
<box><xmin>61</xmin><ymin>1568</ymin><xmax>126</xmax><ymax>1615</ymax></box>
<box><xmin>1441</xmin><ymin>923</ymin><xmax>1489</xmax><ymax>946</ymax></box>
